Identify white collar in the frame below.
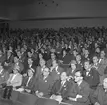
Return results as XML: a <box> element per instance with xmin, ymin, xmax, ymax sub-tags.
<box><xmin>77</xmin><ymin>80</ymin><xmax>83</xmax><ymax>86</ymax></box>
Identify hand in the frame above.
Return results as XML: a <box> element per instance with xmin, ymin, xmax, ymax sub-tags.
<box><xmin>39</xmin><ymin>92</ymin><xmax>44</xmax><ymax>97</ymax></box>
<box><xmin>25</xmin><ymin>89</ymin><xmax>31</xmax><ymax>93</ymax></box>
<box><xmin>50</xmin><ymin>94</ymin><xmax>56</xmax><ymax>99</ymax></box>
<box><xmin>69</xmin><ymin>97</ymin><xmax>77</xmax><ymax>101</ymax></box>
<box><xmin>76</xmin><ymin>94</ymin><xmax>82</xmax><ymax>98</ymax></box>
<box><xmin>55</xmin><ymin>95</ymin><xmax>62</xmax><ymax>103</ymax></box>
<box><xmin>36</xmin><ymin>92</ymin><xmax>43</xmax><ymax>97</ymax></box>
<box><xmin>95</xmin><ymin>102</ymin><xmax>100</xmax><ymax>105</ymax></box>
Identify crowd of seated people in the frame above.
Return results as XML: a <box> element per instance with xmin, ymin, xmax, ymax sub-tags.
<box><xmin>0</xmin><ymin>27</ymin><xmax>107</xmax><ymax>105</ymax></box>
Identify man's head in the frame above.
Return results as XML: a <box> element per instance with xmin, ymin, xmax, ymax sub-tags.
<box><xmin>93</xmin><ymin>56</ymin><xmax>98</xmax><ymax>64</ymax></box>
<box><xmin>38</xmin><ymin>53</ymin><xmax>43</xmax><ymax>59</ymax></box>
<box><xmin>103</xmin><ymin>78</ymin><xmax>107</xmax><ymax>89</ymax></box>
<box><xmin>28</xmin><ymin>59</ymin><xmax>33</xmax><ymax>65</ymax></box>
<box><xmin>61</xmin><ymin>72</ymin><xmax>67</xmax><ymax>81</ymax></box>
<box><xmin>28</xmin><ymin>69</ymin><xmax>34</xmax><ymax>77</ymax></box>
<box><xmin>76</xmin><ymin>55</ymin><xmax>81</xmax><ymax>62</ymax></box>
<box><xmin>27</xmin><ymin>51</ymin><xmax>32</xmax><ymax>57</ymax></box>
<box><xmin>14</xmin><ymin>56</ymin><xmax>19</xmax><ymax>63</ymax></box>
<box><xmin>84</xmin><ymin>61</ymin><xmax>90</xmax><ymax>71</ymax></box>
<box><xmin>74</xmin><ymin>70</ymin><xmax>83</xmax><ymax>83</ymax></box>
<box><xmin>70</xmin><ymin>60</ymin><xmax>76</xmax><ymax>70</ymax></box>
<box><xmin>43</xmin><ymin>67</ymin><xmax>49</xmax><ymax>77</ymax></box>
<box><xmin>40</xmin><ymin>59</ymin><xmax>46</xmax><ymax>67</ymax></box>
<box><xmin>100</xmin><ymin>50</ymin><xmax>105</xmax><ymax>58</ymax></box>
<box><xmin>51</xmin><ymin>53</ymin><xmax>56</xmax><ymax>60</ymax></box>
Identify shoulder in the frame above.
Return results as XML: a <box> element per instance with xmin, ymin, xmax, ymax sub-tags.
<box><xmin>91</xmin><ymin>68</ymin><xmax>99</xmax><ymax>74</ymax></box>
<box><xmin>17</xmin><ymin>73</ymin><xmax>22</xmax><ymax>77</ymax></box>
<box><xmin>82</xmin><ymin>80</ymin><xmax>89</xmax><ymax>88</ymax></box>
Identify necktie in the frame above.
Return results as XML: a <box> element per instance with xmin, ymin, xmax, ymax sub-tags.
<box><xmin>26</xmin><ymin>77</ymin><xmax>31</xmax><ymax>87</ymax></box>
<box><xmin>10</xmin><ymin>74</ymin><xmax>17</xmax><ymax>83</ymax></box>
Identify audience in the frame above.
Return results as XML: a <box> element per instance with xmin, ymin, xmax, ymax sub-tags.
<box><xmin>0</xmin><ymin>26</ymin><xmax>107</xmax><ymax>105</ymax></box>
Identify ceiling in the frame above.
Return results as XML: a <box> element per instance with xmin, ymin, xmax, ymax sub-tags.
<box><xmin>0</xmin><ymin>0</ymin><xmax>106</xmax><ymax>6</ymax></box>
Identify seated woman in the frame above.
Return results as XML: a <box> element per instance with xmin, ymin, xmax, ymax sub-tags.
<box><xmin>67</xmin><ymin>60</ymin><xmax>78</xmax><ymax>80</ymax></box>
<box><xmin>32</xmin><ymin>67</ymin><xmax>54</xmax><ymax>98</ymax></box>
<box><xmin>3</xmin><ymin>68</ymin><xmax>22</xmax><ymax>99</ymax></box>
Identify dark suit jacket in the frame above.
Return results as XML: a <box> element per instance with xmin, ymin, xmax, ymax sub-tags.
<box><xmin>23</xmin><ymin>57</ymin><xmax>37</xmax><ymax>74</ymax></box>
<box><xmin>50</xmin><ymin>66</ymin><xmax>64</xmax><ymax>82</ymax></box>
<box><xmin>83</xmin><ymin>68</ymin><xmax>100</xmax><ymax>90</ymax></box>
<box><xmin>22</xmin><ymin>76</ymin><xmax>35</xmax><ymax>90</ymax></box>
<box><xmin>90</xmin><ymin>85</ymin><xmax>107</xmax><ymax>105</ymax></box>
<box><xmin>35</xmin><ymin>66</ymin><xmax>43</xmax><ymax>80</ymax></box>
<box><xmin>33</xmin><ymin>74</ymin><xmax>54</xmax><ymax>97</ymax></box>
<box><xmin>97</xmin><ymin>58</ymin><xmax>107</xmax><ymax>76</ymax></box>
<box><xmin>67</xmin><ymin>68</ymin><xmax>78</xmax><ymax>79</ymax></box>
<box><xmin>0</xmin><ymin>54</ymin><xmax>6</xmax><ymax>64</ymax></box>
<box><xmin>50</xmin><ymin>79</ymin><xmax>73</xmax><ymax>100</ymax></box>
<box><xmin>62</xmin><ymin>54</ymin><xmax>73</xmax><ymax>65</ymax></box>
<box><xmin>67</xmin><ymin>80</ymin><xmax>90</xmax><ymax>105</ymax></box>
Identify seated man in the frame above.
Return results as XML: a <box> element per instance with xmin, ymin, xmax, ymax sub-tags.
<box><xmin>90</xmin><ymin>77</ymin><xmax>107</xmax><ymax>105</ymax></box>
<box><xmin>32</xmin><ymin>67</ymin><xmax>54</xmax><ymax>98</ymax></box>
<box><xmin>17</xmin><ymin>68</ymin><xmax>35</xmax><ymax>93</ymax></box>
<box><xmin>3</xmin><ymin>68</ymin><xmax>22</xmax><ymax>99</ymax></box>
<box><xmin>66</xmin><ymin>70</ymin><xmax>90</xmax><ymax>105</ymax></box>
<box><xmin>50</xmin><ymin>72</ymin><xmax>72</xmax><ymax>103</ymax></box>
<box><xmin>83</xmin><ymin>60</ymin><xmax>100</xmax><ymax>90</ymax></box>
<box><xmin>50</xmin><ymin>60</ymin><xmax>64</xmax><ymax>82</ymax></box>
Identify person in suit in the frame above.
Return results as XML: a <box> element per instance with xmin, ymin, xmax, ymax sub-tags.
<box><xmin>3</xmin><ymin>68</ymin><xmax>22</xmax><ymax>99</ymax></box>
<box><xmin>50</xmin><ymin>72</ymin><xmax>73</xmax><ymax>103</ymax></box>
<box><xmin>90</xmin><ymin>77</ymin><xmax>107</xmax><ymax>105</ymax></box>
<box><xmin>76</xmin><ymin>54</ymin><xmax>83</xmax><ymax>71</ymax></box>
<box><xmin>50</xmin><ymin>60</ymin><xmax>64</xmax><ymax>82</ymax></box>
<box><xmin>91</xmin><ymin>55</ymin><xmax>99</xmax><ymax>70</ymax></box>
<box><xmin>22</xmin><ymin>58</ymin><xmax>36</xmax><ymax>76</ymax></box>
<box><xmin>35</xmin><ymin>59</ymin><xmax>46</xmax><ymax>80</ymax></box>
<box><xmin>83</xmin><ymin>60</ymin><xmax>100</xmax><ymax>104</ymax></box>
<box><xmin>46</xmin><ymin>52</ymin><xmax>57</xmax><ymax>68</ymax></box>
<box><xmin>9</xmin><ymin>56</ymin><xmax>24</xmax><ymax>74</ymax></box>
<box><xmin>66</xmin><ymin>70</ymin><xmax>90</xmax><ymax>105</ymax></box>
<box><xmin>83</xmin><ymin>60</ymin><xmax>100</xmax><ymax>91</ymax></box>
<box><xmin>33</xmin><ymin>67</ymin><xmax>54</xmax><ymax>98</ymax></box>
<box><xmin>17</xmin><ymin>68</ymin><xmax>35</xmax><ymax>93</ymax></box>
<box><xmin>97</xmin><ymin>50</ymin><xmax>107</xmax><ymax>84</ymax></box>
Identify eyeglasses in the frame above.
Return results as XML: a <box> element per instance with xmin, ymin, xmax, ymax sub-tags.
<box><xmin>74</xmin><ymin>75</ymin><xmax>80</xmax><ymax>78</ymax></box>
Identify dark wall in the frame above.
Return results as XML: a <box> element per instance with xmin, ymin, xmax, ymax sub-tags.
<box><xmin>3</xmin><ymin>0</ymin><xmax>107</xmax><ymax>29</ymax></box>
<box><xmin>7</xmin><ymin>0</ymin><xmax>107</xmax><ymax>19</ymax></box>
<box><xmin>9</xmin><ymin>18</ymin><xmax>107</xmax><ymax>29</ymax></box>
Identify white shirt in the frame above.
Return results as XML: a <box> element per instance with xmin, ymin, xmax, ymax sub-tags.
<box><xmin>61</xmin><ymin>80</ymin><xmax>66</xmax><ymax>86</ymax></box>
<box><xmin>26</xmin><ymin>77</ymin><xmax>32</xmax><ymax>87</ymax></box>
<box><xmin>10</xmin><ymin>74</ymin><xmax>17</xmax><ymax>83</ymax></box>
<box><xmin>77</xmin><ymin>80</ymin><xmax>83</xmax><ymax>86</ymax></box>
